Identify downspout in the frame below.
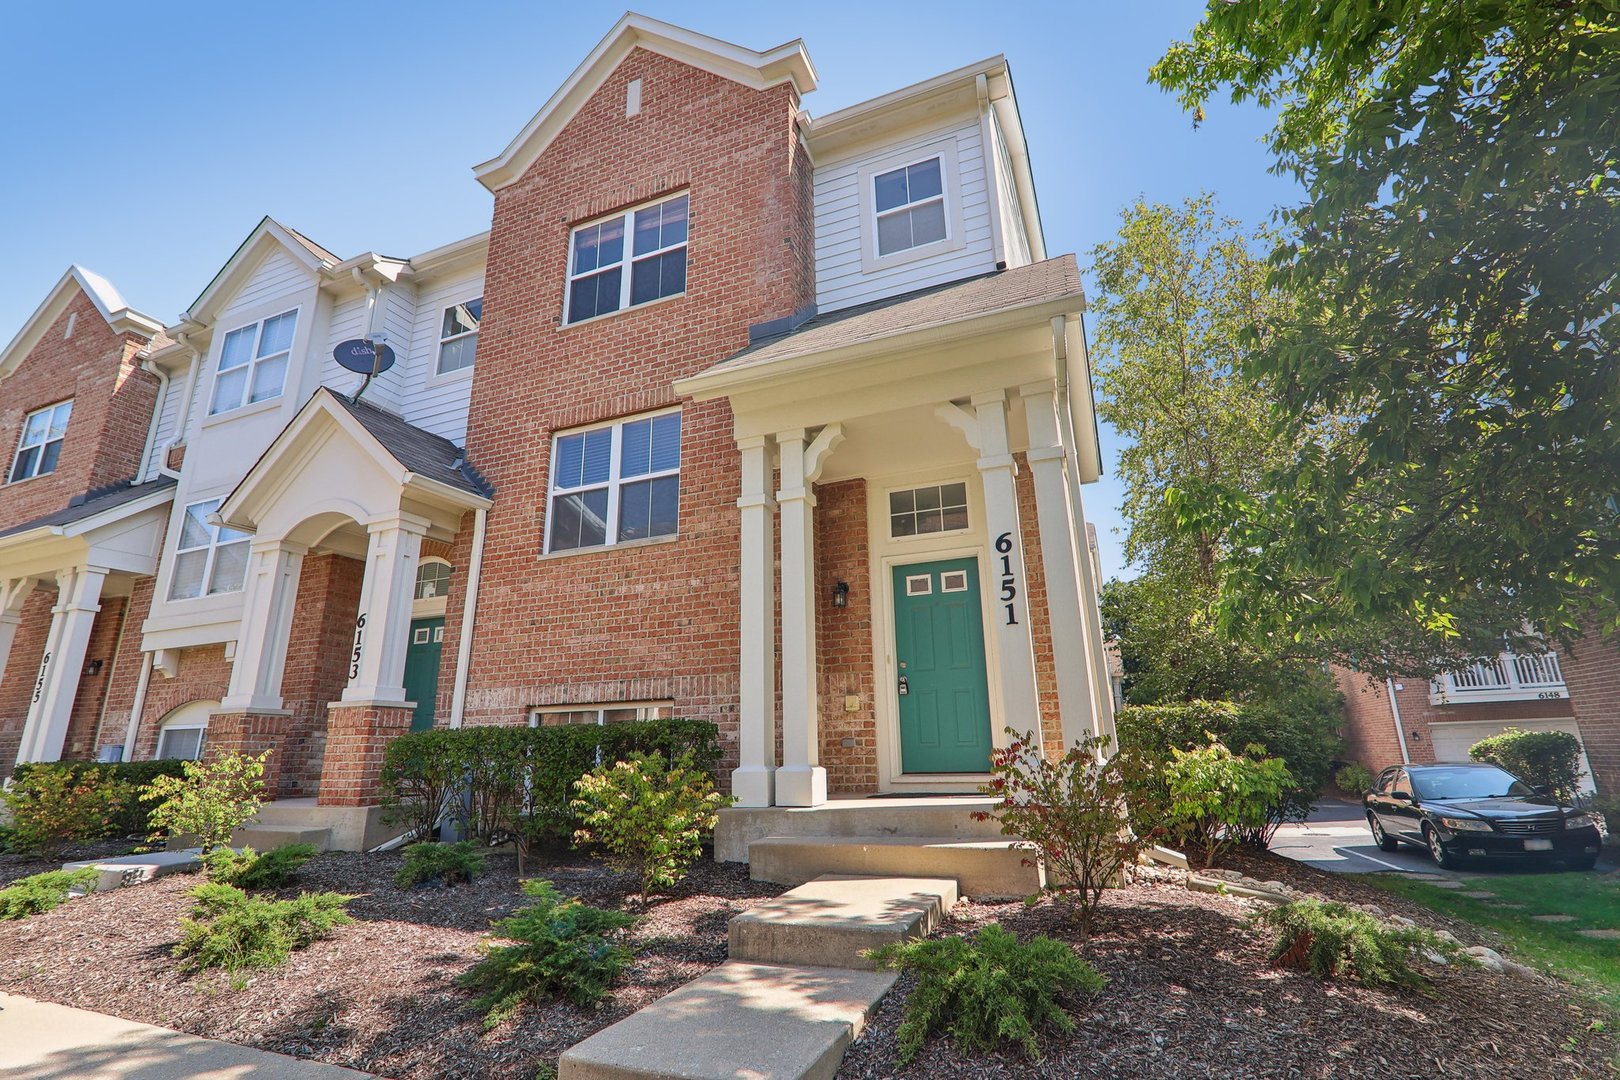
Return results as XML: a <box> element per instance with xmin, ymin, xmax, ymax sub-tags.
<box><xmin>1386</xmin><ymin>677</ymin><xmax>1412</xmax><ymax>764</ymax></box>
<box><xmin>447</xmin><ymin>506</ymin><xmax>488</xmax><ymax>728</ymax></box>
<box><xmin>122</xmin><ymin>652</ymin><xmax>155</xmax><ymax>762</ymax></box>
<box><xmin>136</xmin><ymin>357</ymin><xmax>170</xmax><ymax>482</ymax></box>
<box><xmin>166</xmin><ymin>330</ymin><xmax>204</xmax><ymax>474</ymax></box>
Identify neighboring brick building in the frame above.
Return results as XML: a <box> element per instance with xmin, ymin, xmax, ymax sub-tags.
<box><xmin>0</xmin><ymin>15</ymin><xmax>1115</xmax><ymax>843</ymax></box>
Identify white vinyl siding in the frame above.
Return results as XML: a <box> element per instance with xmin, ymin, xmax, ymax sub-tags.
<box><xmin>230</xmin><ymin>249</ymin><xmax>309</xmax><ymax>313</ymax></box>
<box><xmin>402</xmin><ymin>268</ymin><xmax>485</xmax><ymax>444</ymax></box>
<box><xmin>142</xmin><ymin>374</ymin><xmax>185</xmax><ymax>480</ymax></box>
<box><xmin>987</xmin><ymin>108</ymin><xmax>1032</xmax><ymax>267</ymax></box>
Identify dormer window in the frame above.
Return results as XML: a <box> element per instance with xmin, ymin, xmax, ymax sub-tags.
<box><xmin>874</xmin><ymin>157</ymin><xmax>947</xmax><ymax>256</ymax></box>
<box><xmin>9</xmin><ymin>400</ymin><xmax>72</xmax><ymax>483</ymax></box>
<box><xmin>210</xmin><ymin>309</ymin><xmax>297</xmax><ymax>414</ymax></box>
<box><xmin>566</xmin><ymin>193</ymin><xmax>689</xmax><ymax>324</ymax></box>
<box><xmin>437</xmin><ymin>297</ymin><xmax>482</xmax><ymax>374</ymax></box>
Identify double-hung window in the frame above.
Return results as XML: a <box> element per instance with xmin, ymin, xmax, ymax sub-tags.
<box><xmin>170</xmin><ymin>499</ymin><xmax>252</xmax><ymax>599</ymax></box>
<box><xmin>547</xmin><ymin>410</ymin><xmax>681</xmax><ymax>552</ymax></box>
<box><xmin>9</xmin><ymin>400</ymin><xmax>72</xmax><ymax>483</ymax></box>
<box><xmin>566</xmin><ymin>193</ymin><xmax>689</xmax><ymax>323</ymax></box>
<box><xmin>873</xmin><ymin>156</ymin><xmax>948</xmax><ymax>256</ymax></box>
<box><xmin>436</xmin><ymin>297</ymin><xmax>482</xmax><ymax>374</ymax></box>
<box><xmin>210</xmin><ymin>309</ymin><xmax>297</xmax><ymax>414</ymax></box>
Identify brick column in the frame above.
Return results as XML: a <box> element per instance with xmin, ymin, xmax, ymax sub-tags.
<box><xmin>1562</xmin><ymin>627</ymin><xmax>1620</xmax><ymax>796</ymax></box>
<box><xmin>318</xmin><ymin>702</ymin><xmax>413</xmax><ymax>806</ymax></box>
<box><xmin>204</xmin><ymin>710</ymin><xmax>294</xmax><ymax>794</ymax></box>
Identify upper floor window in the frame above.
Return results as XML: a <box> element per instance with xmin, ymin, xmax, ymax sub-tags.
<box><xmin>170</xmin><ymin>499</ymin><xmax>251</xmax><ymax>599</ymax></box>
<box><xmin>9</xmin><ymin>400</ymin><xmax>72</xmax><ymax>483</ymax></box>
<box><xmin>210</xmin><ymin>309</ymin><xmax>297</xmax><ymax>415</ymax></box>
<box><xmin>547</xmin><ymin>410</ymin><xmax>681</xmax><ymax>552</ymax></box>
<box><xmin>874</xmin><ymin>157</ymin><xmax>947</xmax><ymax>256</ymax></box>
<box><xmin>437</xmin><ymin>297</ymin><xmax>482</xmax><ymax>374</ymax></box>
<box><xmin>566</xmin><ymin>193</ymin><xmax>688</xmax><ymax>324</ymax></box>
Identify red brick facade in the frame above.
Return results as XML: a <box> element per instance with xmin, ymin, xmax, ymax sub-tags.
<box><xmin>1562</xmin><ymin>627</ymin><xmax>1620</xmax><ymax>796</ymax></box>
<box><xmin>815</xmin><ymin>479</ymin><xmax>876</xmax><ymax>793</ymax></box>
<box><xmin>319</xmin><ymin>703</ymin><xmax>413</xmax><ymax>806</ymax></box>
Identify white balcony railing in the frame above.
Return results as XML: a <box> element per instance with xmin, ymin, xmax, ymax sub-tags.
<box><xmin>1430</xmin><ymin>650</ymin><xmax>1568</xmax><ymax>704</ymax></box>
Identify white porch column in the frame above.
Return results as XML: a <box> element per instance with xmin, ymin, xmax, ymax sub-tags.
<box><xmin>221</xmin><ymin>539</ymin><xmax>308</xmax><ymax>712</ymax></box>
<box><xmin>0</xmin><ymin>579</ymin><xmax>36</xmax><ymax>686</ymax></box>
<box><xmin>341</xmin><ymin>512</ymin><xmax>428</xmax><ymax>705</ymax></box>
<box><xmin>1021</xmin><ymin>383</ymin><xmax>1106</xmax><ymax>747</ymax></box>
<box><xmin>733</xmin><ymin>435</ymin><xmax>777</xmax><ymax>808</ymax></box>
<box><xmin>16</xmin><ymin>566</ymin><xmax>107</xmax><ymax>764</ymax></box>
<box><xmin>774</xmin><ymin>424</ymin><xmax>844</xmax><ymax>807</ymax></box>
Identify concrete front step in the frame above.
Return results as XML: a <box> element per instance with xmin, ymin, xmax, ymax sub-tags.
<box><xmin>749</xmin><ymin>835</ymin><xmax>1041</xmax><ymax>900</ymax></box>
<box><xmin>730</xmin><ymin>874</ymin><xmax>958</xmax><ymax>970</ymax></box>
<box><xmin>231</xmin><ymin>824</ymin><xmax>333</xmax><ymax>851</ymax></box>
<box><xmin>63</xmin><ymin>849</ymin><xmax>202</xmax><ymax>893</ymax></box>
<box><xmin>715</xmin><ymin>797</ymin><xmax>1006</xmax><ymax>863</ymax></box>
<box><xmin>560</xmin><ymin>961</ymin><xmax>895</xmax><ymax>1080</ymax></box>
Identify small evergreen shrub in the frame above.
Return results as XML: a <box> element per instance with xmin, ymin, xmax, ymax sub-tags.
<box><xmin>0</xmin><ymin>768</ymin><xmax>134</xmax><ymax>857</ymax></box>
<box><xmin>1163</xmin><ymin>739</ymin><xmax>1293</xmax><ymax>867</ymax></box>
<box><xmin>572</xmin><ymin>753</ymin><xmax>730</xmax><ymax>897</ymax></box>
<box><xmin>11</xmin><ymin>760</ymin><xmax>186</xmax><ymax>837</ymax></box>
<box><xmin>1255</xmin><ymin>898</ymin><xmax>1460</xmax><ymax>992</ymax></box>
<box><xmin>0</xmin><ymin>868</ymin><xmax>102</xmax><ymax>920</ymax></box>
<box><xmin>205</xmin><ymin>844</ymin><xmax>318</xmax><ymax>890</ymax></box>
<box><xmin>175</xmin><ymin>882</ymin><xmax>354</xmax><ymax>974</ymax></box>
<box><xmin>395</xmin><ymin>840</ymin><xmax>487</xmax><ymax>887</ymax></box>
<box><xmin>868</xmin><ymin>924</ymin><xmax>1105</xmax><ymax>1064</ymax></box>
<box><xmin>1334</xmin><ymin>763</ymin><xmax>1374</xmax><ymax>796</ymax></box>
<box><xmin>142</xmin><ymin>751</ymin><xmax>269</xmax><ymax>853</ymax></box>
<box><xmin>460</xmin><ymin>879</ymin><xmax>636</xmax><ymax>1028</ymax></box>
<box><xmin>1468</xmin><ymin>728</ymin><xmax>1585</xmax><ymax>800</ymax></box>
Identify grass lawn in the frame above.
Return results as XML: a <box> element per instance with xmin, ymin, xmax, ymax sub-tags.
<box><xmin>1361</xmin><ymin>869</ymin><xmax>1620</xmax><ymax>1009</ymax></box>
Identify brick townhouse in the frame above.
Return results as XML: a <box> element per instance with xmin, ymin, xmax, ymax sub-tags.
<box><xmin>0</xmin><ymin>14</ymin><xmax>1118</xmax><ymax>847</ymax></box>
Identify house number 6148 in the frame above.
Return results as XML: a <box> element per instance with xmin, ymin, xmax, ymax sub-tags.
<box><xmin>995</xmin><ymin>532</ymin><xmax>1019</xmax><ymax>626</ymax></box>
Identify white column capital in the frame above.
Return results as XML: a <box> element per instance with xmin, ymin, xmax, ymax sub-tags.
<box><xmin>248</xmin><ymin>535</ymin><xmax>309</xmax><ymax>556</ymax></box>
<box><xmin>363</xmin><ymin>510</ymin><xmax>433</xmax><ymax>537</ymax></box>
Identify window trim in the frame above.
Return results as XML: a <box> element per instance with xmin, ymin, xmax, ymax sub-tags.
<box><xmin>9</xmin><ymin>399</ymin><xmax>73</xmax><ymax>484</ymax></box>
<box><xmin>156</xmin><ymin>721</ymin><xmax>208</xmax><ymax>761</ymax></box>
<box><xmin>168</xmin><ymin>498</ymin><xmax>252</xmax><ymax>601</ymax></box>
<box><xmin>544</xmin><ymin>407</ymin><xmax>682</xmax><ymax>555</ymax></box>
<box><xmin>528</xmin><ymin>701</ymin><xmax>674</xmax><ymax>728</ymax></box>
<box><xmin>885</xmin><ymin>479</ymin><xmax>972</xmax><ymax>542</ymax></box>
<box><xmin>857</xmin><ymin>139</ymin><xmax>966</xmax><ymax>274</ymax></box>
<box><xmin>435</xmin><ymin>296</ymin><xmax>482</xmax><ymax>376</ymax></box>
<box><xmin>564</xmin><ymin>191</ymin><xmax>690</xmax><ymax>325</ymax></box>
<box><xmin>207</xmin><ymin>306</ymin><xmax>301</xmax><ymax>416</ymax></box>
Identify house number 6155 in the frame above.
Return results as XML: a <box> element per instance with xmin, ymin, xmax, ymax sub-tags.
<box><xmin>995</xmin><ymin>532</ymin><xmax>1019</xmax><ymax>626</ymax></box>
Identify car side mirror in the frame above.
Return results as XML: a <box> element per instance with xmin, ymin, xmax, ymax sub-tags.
<box><xmin>1390</xmin><ymin>791</ymin><xmax>1413</xmax><ymax>802</ymax></box>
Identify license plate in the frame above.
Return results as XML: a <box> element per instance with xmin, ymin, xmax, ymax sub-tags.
<box><xmin>1524</xmin><ymin>838</ymin><xmax>1554</xmax><ymax>851</ymax></box>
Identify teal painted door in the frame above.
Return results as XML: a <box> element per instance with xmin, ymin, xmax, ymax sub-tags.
<box><xmin>403</xmin><ymin>616</ymin><xmax>444</xmax><ymax>733</ymax></box>
<box><xmin>892</xmin><ymin>558</ymin><xmax>993</xmax><ymax>773</ymax></box>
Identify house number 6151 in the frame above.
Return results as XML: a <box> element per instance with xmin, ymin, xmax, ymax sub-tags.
<box><xmin>995</xmin><ymin>532</ymin><xmax>1019</xmax><ymax>626</ymax></box>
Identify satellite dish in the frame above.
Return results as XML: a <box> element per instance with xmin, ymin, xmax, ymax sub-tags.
<box><xmin>333</xmin><ymin>338</ymin><xmax>397</xmax><ymax>375</ymax></box>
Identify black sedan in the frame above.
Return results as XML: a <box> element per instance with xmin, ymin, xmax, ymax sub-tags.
<box><xmin>1364</xmin><ymin>762</ymin><xmax>1602</xmax><ymax>870</ymax></box>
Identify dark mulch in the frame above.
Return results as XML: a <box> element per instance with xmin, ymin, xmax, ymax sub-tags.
<box><xmin>0</xmin><ymin>838</ymin><xmax>141</xmax><ymax>887</ymax></box>
<box><xmin>0</xmin><ymin>849</ymin><xmax>781</xmax><ymax>1080</ymax></box>
<box><xmin>838</xmin><ymin>861</ymin><xmax>1614</xmax><ymax>1080</ymax></box>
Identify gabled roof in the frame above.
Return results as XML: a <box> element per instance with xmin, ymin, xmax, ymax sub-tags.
<box><xmin>329</xmin><ymin>393</ymin><xmax>493</xmax><ymax>500</ymax></box>
<box><xmin>185</xmin><ymin>216</ymin><xmax>338</xmax><ymax>325</ymax></box>
<box><xmin>0</xmin><ymin>476</ymin><xmax>177</xmax><ymax>541</ymax></box>
<box><xmin>0</xmin><ymin>266</ymin><xmax>163</xmax><ymax>381</ymax></box>
<box><xmin>474</xmin><ymin>12</ymin><xmax>816</xmax><ymax>191</ymax></box>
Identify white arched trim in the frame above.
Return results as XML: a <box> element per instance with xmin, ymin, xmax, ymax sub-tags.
<box><xmin>154</xmin><ymin>699</ymin><xmax>219</xmax><ymax>761</ymax></box>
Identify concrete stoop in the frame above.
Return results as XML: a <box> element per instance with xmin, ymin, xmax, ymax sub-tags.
<box><xmin>62</xmin><ymin>849</ymin><xmax>202</xmax><ymax>893</ymax></box>
<box><xmin>748</xmin><ymin>835</ymin><xmax>1042</xmax><ymax>900</ymax></box>
<box><xmin>730</xmin><ymin>874</ymin><xmax>958</xmax><ymax>970</ymax></box>
<box><xmin>231</xmin><ymin>823</ymin><xmax>334</xmax><ymax>851</ymax></box>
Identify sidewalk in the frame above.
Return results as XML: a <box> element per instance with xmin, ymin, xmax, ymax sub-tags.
<box><xmin>0</xmin><ymin>992</ymin><xmax>378</xmax><ymax>1080</ymax></box>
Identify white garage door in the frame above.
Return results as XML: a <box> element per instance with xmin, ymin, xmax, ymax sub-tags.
<box><xmin>1428</xmin><ymin>718</ymin><xmax>1594</xmax><ymax>792</ymax></box>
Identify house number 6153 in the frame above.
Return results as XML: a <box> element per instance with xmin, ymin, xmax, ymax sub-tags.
<box><xmin>349</xmin><ymin>613</ymin><xmax>367</xmax><ymax>679</ymax></box>
<box><xmin>995</xmin><ymin>532</ymin><xmax>1019</xmax><ymax>626</ymax></box>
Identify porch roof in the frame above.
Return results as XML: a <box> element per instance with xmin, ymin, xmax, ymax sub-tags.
<box><xmin>328</xmin><ymin>393</ymin><xmax>493</xmax><ymax>500</ymax></box>
<box><xmin>0</xmin><ymin>476</ymin><xmax>176</xmax><ymax>540</ymax></box>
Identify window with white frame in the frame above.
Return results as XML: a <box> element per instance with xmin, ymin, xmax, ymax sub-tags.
<box><xmin>529</xmin><ymin>702</ymin><xmax>673</xmax><ymax>727</ymax></box>
<box><xmin>415</xmin><ymin>558</ymin><xmax>452</xmax><ymax>600</ymax></box>
<box><xmin>873</xmin><ymin>156</ymin><xmax>947</xmax><ymax>256</ymax></box>
<box><xmin>566</xmin><ymin>193</ymin><xmax>689</xmax><ymax>323</ymax></box>
<box><xmin>547</xmin><ymin>410</ymin><xmax>681</xmax><ymax>552</ymax></box>
<box><xmin>209</xmin><ymin>309</ymin><xmax>297</xmax><ymax>414</ymax></box>
<box><xmin>9</xmin><ymin>400</ymin><xmax>72</xmax><ymax>483</ymax></box>
<box><xmin>436</xmin><ymin>297</ymin><xmax>482</xmax><ymax>374</ymax></box>
<box><xmin>889</xmin><ymin>481</ymin><xmax>969</xmax><ymax>538</ymax></box>
<box><xmin>154</xmin><ymin>701</ymin><xmax>214</xmax><ymax>760</ymax></box>
<box><xmin>169</xmin><ymin>499</ymin><xmax>252</xmax><ymax>599</ymax></box>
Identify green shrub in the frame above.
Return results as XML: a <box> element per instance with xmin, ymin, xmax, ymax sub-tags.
<box><xmin>11</xmin><ymin>760</ymin><xmax>187</xmax><ymax>837</ymax></box>
<box><xmin>1334</xmin><ymin>763</ymin><xmax>1374</xmax><ymax>796</ymax></box>
<box><xmin>1</xmin><ymin>768</ymin><xmax>134</xmax><ymax>857</ymax></box>
<box><xmin>0</xmin><ymin>869</ymin><xmax>102</xmax><ymax>920</ymax></box>
<box><xmin>1468</xmin><ymin>728</ymin><xmax>1585</xmax><ymax>800</ymax></box>
<box><xmin>1255</xmin><ymin>898</ymin><xmax>1461</xmax><ymax>992</ymax></box>
<box><xmin>868</xmin><ymin>924</ymin><xmax>1105</xmax><ymax>1064</ymax></box>
<box><xmin>204</xmin><ymin>844</ymin><xmax>318</xmax><ymax>890</ymax></box>
<box><xmin>1163</xmin><ymin>740</ymin><xmax>1293</xmax><ymax>867</ymax></box>
<box><xmin>572</xmin><ymin>753</ymin><xmax>730</xmax><ymax>897</ymax></box>
<box><xmin>142</xmin><ymin>751</ymin><xmax>269</xmax><ymax>853</ymax></box>
<box><xmin>175</xmin><ymin>882</ymin><xmax>354</xmax><ymax>974</ymax></box>
<box><xmin>975</xmin><ymin>729</ymin><xmax>1158</xmax><ymax>929</ymax></box>
<box><xmin>395</xmin><ymin>840</ymin><xmax>486</xmax><ymax>888</ymax></box>
<box><xmin>459</xmin><ymin>879</ymin><xmax>636</xmax><ymax>1028</ymax></box>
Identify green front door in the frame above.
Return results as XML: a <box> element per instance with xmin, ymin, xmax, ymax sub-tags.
<box><xmin>892</xmin><ymin>558</ymin><xmax>993</xmax><ymax>773</ymax></box>
<box><xmin>403</xmin><ymin>616</ymin><xmax>444</xmax><ymax>733</ymax></box>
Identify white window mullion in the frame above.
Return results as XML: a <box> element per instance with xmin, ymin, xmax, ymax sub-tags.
<box><xmin>617</xmin><ymin>210</ymin><xmax>634</xmax><ymax>310</ymax></box>
<box><xmin>605</xmin><ymin>423</ymin><xmax>623</xmax><ymax>544</ymax></box>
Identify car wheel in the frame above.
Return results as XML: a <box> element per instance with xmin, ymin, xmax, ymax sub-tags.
<box><xmin>1368</xmin><ymin>812</ymin><xmax>1401</xmax><ymax>852</ymax></box>
<box><xmin>1424</xmin><ymin>824</ymin><xmax>1463</xmax><ymax>870</ymax></box>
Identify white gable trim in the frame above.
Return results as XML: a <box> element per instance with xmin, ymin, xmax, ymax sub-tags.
<box><xmin>185</xmin><ymin>217</ymin><xmax>334</xmax><ymax>327</ymax></box>
<box><xmin>0</xmin><ymin>266</ymin><xmax>162</xmax><ymax>381</ymax></box>
<box><xmin>474</xmin><ymin>13</ymin><xmax>816</xmax><ymax>191</ymax></box>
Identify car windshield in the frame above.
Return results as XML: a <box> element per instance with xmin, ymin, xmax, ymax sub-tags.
<box><xmin>1411</xmin><ymin>766</ymin><xmax>1535</xmax><ymax>801</ymax></box>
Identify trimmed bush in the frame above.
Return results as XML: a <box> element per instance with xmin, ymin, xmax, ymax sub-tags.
<box><xmin>868</xmin><ymin>923</ymin><xmax>1105</xmax><ymax>1064</ymax></box>
<box><xmin>204</xmin><ymin>844</ymin><xmax>318</xmax><ymax>890</ymax></box>
<box><xmin>142</xmin><ymin>751</ymin><xmax>269</xmax><ymax>853</ymax></box>
<box><xmin>396</xmin><ymin>840</ymin><xmax>486</xmax><ymax>887</ymax></box>
<box><xmin>1256</xmin><ymin>898</ymin><xmax>1461</xmax><ymax>992</ymax></box>
<box><xmin>1468</xmin><ymin>728</ymin><xmax>1585</xmax><ymax>800</ymax></box>
<box><xmin>460</xmin><ymin>879</ymin><xmax>637</xmax><ymax>1029</ymax></box>
<box><xmin>11</xmin><ymin>760</ymin><xmax>187</xmax><ymax>838</ymax></box>
<box><xmin>1163</xmin><ymin>740</ymin><xmax>1293</xmax><ymax>867</ymax></box>
<box><xmin>1334</xmin><ymin>762</ymin><xmax>1374</xmax><ymax>796</ymax></box>
<box><xmin>175</xmin><ymin>882</ymin><xmax>354</xmax><ymax>974</ymax></box>
<box><xmin>572</xmin><ymin>753</ymin><xmax>730</xmax><ymax>897</ymax></box>
<box><xmin>0</xmin><ymin>869</ymin><xmax>102</xmax><ymax>920</ymax></box>
<box><xmin>1</xmin><ymin>768</ymin><xmax>134</xmax><ymax>857</ymax></box>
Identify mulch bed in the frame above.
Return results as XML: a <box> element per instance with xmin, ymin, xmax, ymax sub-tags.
<box><xmin>838</xmin><ymin>851</ymin><xmax>1615</xmax><ymax>1080</ymax></box>
<box><xmin>0</xmin><ymin>849</ymin><xmax>781</xmax><ymax>1080</ymax></box>
<box><xmin>0</xmin><ymin>838</ymin><xmax>141</xmax><ymax>887</ymax></box>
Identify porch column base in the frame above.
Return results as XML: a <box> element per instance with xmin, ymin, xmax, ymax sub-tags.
<box><xmin>318</xmin><ymin>702</ymin><xmax>413</xmax><ymax>807</ymax></box>
<box><xmin>774</xmin><ymin>765</ymin><xmax>827</xmax><ymax>808</ymax></box>
<box><xmin>730</xmin><ymin>764</ymin><xmax>776</xmax><ymax>808</ymax></box>
<box><xmin>205</xmin><ymin>709</ymin><xmax>293</xmax><ymax>794</ymax></box>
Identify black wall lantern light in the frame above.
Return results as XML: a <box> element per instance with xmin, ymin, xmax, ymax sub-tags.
<box><xmin>832</xmin><ymin>581</ymin><xmax>850</xmax><ymax>608</ymax></box>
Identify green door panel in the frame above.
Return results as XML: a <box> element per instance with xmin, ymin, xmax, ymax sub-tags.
<box><xmin>892</xmin><ymin>558</ymin><xmax>993</xmax><ymax>773</ymax></box>
<box><xmin>403</xmin><ymin>616</ymin><xmax>444</xmax><ymax>733</ymax></box>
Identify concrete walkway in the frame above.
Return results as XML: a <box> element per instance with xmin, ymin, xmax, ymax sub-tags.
<box><xmin>0</xmin><ymin>992</ymin><xmax>377</xmax><ymax>1080</ymax></box>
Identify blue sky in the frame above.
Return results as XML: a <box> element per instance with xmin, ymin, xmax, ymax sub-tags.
<box><xmin>0</xmin><ymin>1</ymin><xmax>1299</xmax><ymax>581</ymax></box>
